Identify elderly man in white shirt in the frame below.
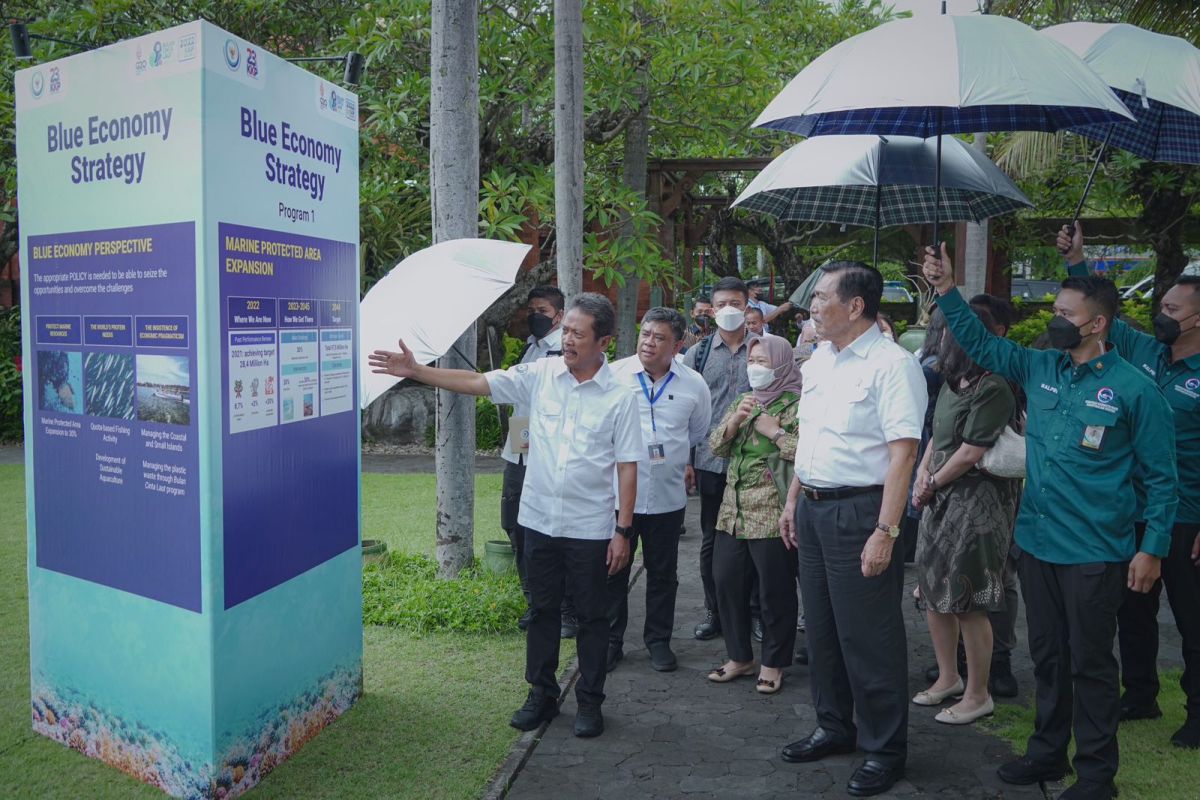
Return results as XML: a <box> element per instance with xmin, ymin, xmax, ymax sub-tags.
<box><xmin>369</xmin><ymin>293</ymin><xmax>643</xmax><ymax>740</ymax></box>
<box><xmin>499</xmin><ymin>286</ymin><xmax>564</xmax><ymax>633</ymax></box>
<box><xmin>608</xmin><ymin>308</ymin><xmax>712</xmax><ymax>673</ymax></box>
<box><xmin>777</xmin><ymin>262</ymin><xmax>926</xmax><ymax>798</ymax></box>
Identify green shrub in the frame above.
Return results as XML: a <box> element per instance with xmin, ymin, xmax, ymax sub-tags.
<box><xmin>1008</xmin><ymin>309</ymin><xmax>1053</xmax><ymax>348</ymax></box>
<box><xmin>0</xmin><ymin>307</ymin><xmax>21</xmax><ymax>441</ymax></box>
<box><xmin>362</xmin><ymin>551</ymin><xmax>525</xmax><ymax>634</ymax></box>
<box><xmin>1121</xmin><ymin>299</ymin><xmax>1152</xmax><ymax>331</ymax></box>
<box><xmin>476</xmin><ymin>396</ymin><xmax>502</xmax><ymax>450</ymax></box>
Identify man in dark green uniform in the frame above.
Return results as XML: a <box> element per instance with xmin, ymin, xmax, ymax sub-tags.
<box><xmin>1059</xmin><ymin>223</ymin><xmax>1200</xmax><ymax>748</ymax></box>
<box><xmin>923</xmin><ymin>244</ymin><xmax>1178</xmax><ymax>800</ymax></box>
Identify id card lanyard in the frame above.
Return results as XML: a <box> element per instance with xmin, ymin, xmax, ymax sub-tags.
<box><xmin>637</xmin><ymin>370</ymin><xmax>675</xmax><ymax>466</ymax></box>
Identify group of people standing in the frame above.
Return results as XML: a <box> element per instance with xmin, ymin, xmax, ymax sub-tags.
<box><xmin>368</xmin><ymin>234</ymin><xmax>1199</xmax><ymax>798</ymax></box>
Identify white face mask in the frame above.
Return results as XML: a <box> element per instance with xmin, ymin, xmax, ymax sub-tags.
<box><xmin>715</xmin><ymin>306</ymin><xmax>745</xmax><ymax>332</ymax></box>
<box><xmin>747</xmin><ymin>363</ymin><xmax>777</xmax><ymax>389</ymax></box>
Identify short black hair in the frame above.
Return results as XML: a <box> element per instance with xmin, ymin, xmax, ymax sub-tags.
<box><xmin>744</xmin><ymin>306</ymin><xmax>765</xmax><ymax>319</ymax></box>
<box><xmin>640</xmin><ymin>307</ymin><xmax>686</xmax><ymax>342</ymax></box>
<box><xmin>1176</xmin><ymin>275</ymin><xmax>1200</xmax><ymax>294</ymax></box>
<box><xmin>527</xmin><ymin>285</ymin><xmax>565</xmax><ymax>312</ymax></box>
<box><xmin>568</xmin><ymin>292</ymin><xmax>616</xmax><ymax>339</ymax></box>
<box><xmin>820</xmin><ymin>260</ymin><xmax>883</xmax><ymax>320</ymax></box>
<box><xmin>692</xmin><ymin>295</ymin><xmax>712</xmax><ymax>307</ymax></box>
<box><xmin>711</xmin><ymin>276</ymin><xmax>749</xmax><ymax>301</ymax></box>
<box><xmin>1061</xmin><ymin>275</ymin><xmax>1119</xmax><ymax>324</ymax></box>
<box><xmin>969</xmin><ymin>293</ymin><xmax>1016</xmax><ymax>333</ymax></box>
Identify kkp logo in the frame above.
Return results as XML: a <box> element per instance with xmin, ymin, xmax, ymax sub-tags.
<box><xmin>224</xmin><ymin>38</ymin><xmax>241</xmax><ymax>70</ymax></box>
<box><xmin>30</xmin><ymin>70</ymin><xmax>45</xmax><ymax>98</ymax></box>
<box><xmin>1187</xmin><ymin>378</ymin><xmax>1200</xmax><ymax>391</ymax></box>
<box><xmin>1097</xmin><ymin>387</ymin><xmax>1115</xmax><ymax>404</ymax></box>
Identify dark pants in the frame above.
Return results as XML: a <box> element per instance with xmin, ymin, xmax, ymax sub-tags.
<box><xmin>1019</xmin><ymin>551</ymin><xmax>1125</xmax><ymax>784</ymax></box>
<box><xmin>524</xmin><ymin>529</ymin><xmax>609</xmax><ymax>706</ymax></box>
<box><xmin>607</xmin><ymin>508</ymin><xmax>686</xmax><ymax>648</ymax></box>
<box><xmin>697</xmin><ymin>469</ymin><xmax>758</xmax><ymax>622</ymax></box>
<box><xmin>501</xmin><ymin>461</ymin><xmax>530</xmax><ymax>600</ymax></box>
<box><xmin>1118</xmin><ymin>521</ymin><xmax>1200</xmax><ymax>717</ymax></box>
<box><xmin>796</xmin><ymin>489</ymin><xmax>908</xmax><ymax>767</ymax></box>
<box><xmin>990</xmin><ymin>545</ymin><xmax>1020</xmax><ymax>659</ymax></box>
<box><xmin>714</xmin><ymin>532</ymin><xmax>797</xmax><ymax>668</ymax></box>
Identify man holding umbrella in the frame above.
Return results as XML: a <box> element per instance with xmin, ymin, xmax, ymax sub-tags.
<box><xmin>370</xmin><ymin>293</ymin><xmax>643</xmax><ymax>739</ymax></box>
<box><xmin>923</xmin><ymin>244</ymin><xmax>1178</xmax><ymax>799</ymax></box>
<box><xmin>1061</xmin><ymin>223</ymin><xmax>1200</xmax><ymax>749</ymax></box>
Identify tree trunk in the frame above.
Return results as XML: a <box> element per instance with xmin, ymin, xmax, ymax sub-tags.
<box><xmin>554</xmin><ymin>0</ymin><xmax>584</xmax><ymax>302</ymax></box>
<box><xmin>961</xmin><ymin>133</ymin><xmax>989</xmax><ymax>299</ymax></box>
<box><xmin>430</xmin><ymin>0</ymin><xmax>479</xmax><ymax>579</ymax></box>
<box><xmin>616</xmin><ymin>62</ymin><xmax>650</xmax><ymax>358</ymax></box>
<box><xmin>1137</xmin><ymin>163</ymin><xmax>1195</xmax><ymax>309</ymax></box>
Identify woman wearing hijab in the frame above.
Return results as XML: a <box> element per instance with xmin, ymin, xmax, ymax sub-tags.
<box><xmin>706</xmin><ymin>334</ymin><xmax>803</xmax><ymax>694</ymax></box>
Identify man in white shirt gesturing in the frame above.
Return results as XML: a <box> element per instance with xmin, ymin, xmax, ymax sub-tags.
<box><xmin>608</xmin><ymin>308</ymin><xmax>712</xmax><ymax>673</ymax></box>
<box><xmin>370</xmin><ymin>293</ymin><xmax>643</xmax><ymax>739</ymax></box>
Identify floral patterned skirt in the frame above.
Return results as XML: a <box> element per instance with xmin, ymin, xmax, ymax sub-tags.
<box><xmin>916</xmin><ymin>473</ymin><xmax>1020</xmax><ymax>614</ymax></box>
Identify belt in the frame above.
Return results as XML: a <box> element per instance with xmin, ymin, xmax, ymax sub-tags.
<box><xmin>800</xmin><ymin>484</ymin><xmax>883</xmax><ymax>502</ymax></box>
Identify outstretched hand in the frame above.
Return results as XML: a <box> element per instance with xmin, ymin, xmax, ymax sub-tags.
<box><xmin>922</xmin><ymin>243</ymin><xmax>956</xmax><ymax>295</ymax></box>
<box><xmin>368</xmin><ymin>338</ymin><xmax>418</xmax><ymax>379</ymax></box>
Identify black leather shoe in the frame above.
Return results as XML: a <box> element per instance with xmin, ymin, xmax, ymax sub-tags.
<box><xmin>509</xmin><ymin>691</ymin><xmax>558</xmax><ymax>731</ymax></box>
<box><xmin>560</xmin><ymin>613</ymin><xmax>579</xmax><ymax>639</ymax></box>
<box><xmin>794</xmin><ymin>646</ymin><xmax>809</xmax><ymax>666</ymax></box>
<box><xmin>574</xmin><ymin>703</ymin><xmax>604</xmax><ymax>738</ymax></box>
<box><xmin>694</xmin><ymin>610</ymin><xmax>721</xmax><ymax>640</ymax></box>
<box><xmin>1172</xmin><ymin>717</ymin><xmax>1200</xmax><ymax>748</ymax></box>
<box><xmin>1059</xmin><ymin>780</ymin><xmax>1116</xmax><ymax>800</ymax></box>
<box><xmin>989</xmin><ymin>655</ymin><xmax>1019</xmax><ymax>699</ymax></box>
<box><xmin>847</xmin><ymin>760</ymin><xmax>904</xmax><ymax>797</ymax></box>
<box><xmin>606</xmin><ymin>643</ymin><xmax>624</xmax><ymax>672</ymax></box>
<box><xmin>517</xmin><ymin>607</ymin><xmax>532</xmax><ymax>631</ymax></box>
<box><xmin>647</xmin><ymin>641</ymin><xmax>677</xmax><ymax>672</ymax></box>
<box><xmin>996</xmin><ymin>756</ymin><xmax>1070</xmax><ymax>785</ymax></box>
<box><xmin>1120</xmin><ymin>701</ymin><xmax>1162</xmax><ymax>721</ymax></box>
<box><xmin>752</xmin><ymin>616</ymin><xmax>765</xmax><ymax>643</ymax></box>
<box><xmin>780</xmin><ymin>727</ymin><xmax>856</xmax><ymax>763</ymax></box>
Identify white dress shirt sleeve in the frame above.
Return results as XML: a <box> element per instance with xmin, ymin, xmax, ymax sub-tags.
<box><xmin>875</xmin><ymin>355</ymin><xmax>927</xmax><ymax>443</ymax></box>
<box><xmin>612</xmin><ymin>389</ymin><xmax>646</xmax><ymax>463</ymax></box>
<box><xmin>485</xmin><ymin>360</ymin><xmax>540</xmax><ymax>408</ymax></box>
<box><xmin>688</xmin><ymin>376</ymin><xmax>713</xmax><ymax>447</ymax></box>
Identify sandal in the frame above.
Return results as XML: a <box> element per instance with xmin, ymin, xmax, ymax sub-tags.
<box><xmin>756</xmin><ymin>675</ymin><xmax>783</xmax><ymax>695</ymax></box>
<box><xmin>707</xmin><ymin>661</ymin><xmax>758</xmax><ymax>683</ymax></box>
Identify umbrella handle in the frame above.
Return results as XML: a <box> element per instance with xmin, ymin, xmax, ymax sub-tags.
<box><xmin>1067</xmin><ymin>124</ymin><xmax>1114</xmax><ymax>244</ymax></box>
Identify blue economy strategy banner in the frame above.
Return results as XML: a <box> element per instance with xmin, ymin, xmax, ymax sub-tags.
<box><xmin>16</xmin><ymin>21</ymin><xmax>217</xmax><ymax>796</ymax></box>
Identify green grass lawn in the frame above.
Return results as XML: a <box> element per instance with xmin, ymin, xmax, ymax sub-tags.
<box><xmin>0</xmin><ymin>466</ymin><xmax>563</xmax><ymax>799</ymax></box>
<box><xmin>984</xmin><ymin>672</ymin><xmax>1200</xmax><ymax>799</ymax></box>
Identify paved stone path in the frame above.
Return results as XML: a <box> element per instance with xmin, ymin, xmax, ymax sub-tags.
<box><xmin>506</xmin><ymin>496</ymin><xmax>1184</xmax><ymax>800</ymax></box>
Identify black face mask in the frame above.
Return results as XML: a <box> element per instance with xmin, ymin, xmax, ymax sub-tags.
<box><xmin>528</xmin><ymin>312</ymin><xmax>555</xmax><ymax>340</ymax></box>
<box><xmin>1047</xmin><ymin>315</ymin><xmax>1091</xmax><ymax>351</ymax></box>
<box><xmin>694</xmin><ymin>315</ymin><xmax>710</xmax><ymax>329</ymax></box>
<box><xmin>1154</xmin><ymin>311</ymin><xmax>1198</xmax><ymax>346</ymax></box>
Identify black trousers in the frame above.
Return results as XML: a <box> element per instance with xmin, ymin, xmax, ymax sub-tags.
<box><xmin>697</xmin><ymin>469</ymin><xmax>759</xmax><ymax>622</ymax></box>
<box><xmin>796</xmin><ymin>489</ymin><xmax>908</xmax><ymax>767</ymax></box>
<box><xmin>1019</xmin><ymin>550</ymin><xmax>1125</xmax><ymax>784</ymax></box>
<box><xmin>501</xmin><ymin>461</ymin><xmax>530</xmax><ymax>599</ymax></box>
<box><xmin>714</xmin><ymin>533</ymin><xmax>797</xmax><ymax>668</ymax></box>
<box><xmin>524</xmin><ymin>529</ymin><xmax>609</xmax><ymax>706</ymax></box>
<box><xmin>607</xmin><ymin>508</ymin><xmax>686</xmax><ymax>647</ymax></box>
<box><xmin>1118</xmin><ymin>521</ymin><xmax>1200</xmax><ymax>717</ymax></box>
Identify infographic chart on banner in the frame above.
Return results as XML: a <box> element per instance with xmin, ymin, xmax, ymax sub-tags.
<box><xmin>25</xmin><ymin>221</ymin><xmax>201</xmax><ymax>611</ymax></box>
<box><xmin>218</xmin><ymin>221</ymin><xmax>358</xmax><ymax>608</ymax></box>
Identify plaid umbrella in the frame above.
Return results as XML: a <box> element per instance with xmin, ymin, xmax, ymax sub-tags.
<box><xmin>732</xmin><ymin>135</ymin><xmax>1032</xmax><ymax>265</ymax></box>
<box><xmin>753</xmin><ymin>12</ymin><xmax>1132</xmax><ymax>243</ymax></box>
<box><xmin>1041</xmin><ymin>23</ymin><xmax>1200</xmax><ymax>227</ymax></box>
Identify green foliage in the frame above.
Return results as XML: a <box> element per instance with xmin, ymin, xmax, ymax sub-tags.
<box><xmin>1122</xmin><ymin>299</ymin><xmax>1152</xmax><ymax>331</ymax></box>
<box><xmin>1008</xmin><ymin>309</ymin><xmax>1053</xmax><ymax>348</ymax></box>
<box><xmin>362</xmin><ymin>551</ymin><xmax>525</xmax><ymax>634</ymax></box>
<box><xmin>476</xmin><ymin>396</ymin><xmax>502</xmax><ymax>451</ymax></box>
<box><xmin>0</xmin><ymin>307</ymin><xmax>22</xmax><ymax>441</ymax></box>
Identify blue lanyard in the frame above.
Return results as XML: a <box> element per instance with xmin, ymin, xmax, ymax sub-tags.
<box><xmin>637</xmin><ymin>371</ymin><xmax>675</xmax><ymax>433</ymax></box>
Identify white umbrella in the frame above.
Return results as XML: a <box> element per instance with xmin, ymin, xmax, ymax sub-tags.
<box><xmin>732</xmin><ymin>134</ymin><xmax>1032</xmax><ymax>264</ymax></box>
<box><xmin>359</xmin><ymin>238</ymin><xmax>532</xmax><ymax>408</ymax></box>
<box><xmin>1041</xmin><ymin>23</ymin><xmax>1200</xmax><ymax>227</ymax></box>
<box><xmin>753</xmin><ymin>12</ymin><xmax>1134</xmax><ymax>243</ymax></box>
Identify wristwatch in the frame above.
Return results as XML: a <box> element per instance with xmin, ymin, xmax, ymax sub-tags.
<box><xmin>875</xmin><ymin>522</ymin><xmax>901</xmax><ymax>539</ymax></box>
<box><xmin>615</xmin><ymin>524</ymin><xmax>635</xmax><ymax>540</ymax></box>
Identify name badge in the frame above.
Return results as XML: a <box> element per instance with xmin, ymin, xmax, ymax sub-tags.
<box><xmin>648</xmin><ymin>443</ymin><xmax>666</xmax><ymax>466</ymax></box>
<box><xmin>508</xmin><ymin>416</ymin><xmax>530</xmax><ymax>455</ymax></box>
<box><xmin>1081</xmin><ymin>424</ymin><xmax>1106</xmax><ymax>450</ymax></box>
